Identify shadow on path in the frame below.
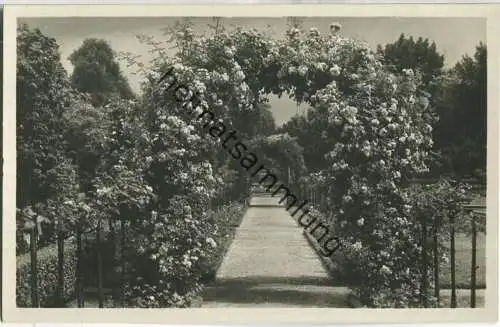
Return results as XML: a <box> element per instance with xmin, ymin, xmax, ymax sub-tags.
<box><xmin>202</xmin><ymin>276</ymin><xmax>350</xmax><ymax>308</ymax></box>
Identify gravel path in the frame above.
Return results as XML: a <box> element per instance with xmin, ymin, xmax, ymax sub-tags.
<box><xmin>202</xmin><ymin>194</ymin><xmax>349</xmax><ymax>308</ymax></box>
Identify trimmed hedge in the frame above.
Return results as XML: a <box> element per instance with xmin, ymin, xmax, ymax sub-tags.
<box><xmin>16</xmin><ymin>239</ymin><xmax>77</xmax><ymax>307</ymax></box>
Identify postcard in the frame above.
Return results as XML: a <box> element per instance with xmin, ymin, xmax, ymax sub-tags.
<box><xmin>3</xmin><ymin>3</ymin><xmax>499</xmax><ymax>324</ymax></box>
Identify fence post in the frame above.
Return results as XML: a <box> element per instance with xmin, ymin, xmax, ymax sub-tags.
<box><xmin>421</xmin><ymin>219</ymin><xmax>429</xmax><ymax>308</ymax></box>
<box><xmin>56</xmin><ymin>219</ymin><xmax>65</xmax><ymax>306</ymax></box>
<box><xmin>450</xmin><ymin>213</ymin><xmax>457</xmax><ymax>308</ymax></box>
<box><xmin>433</xmin><ymin>218</ymin><xmax>440</xmax><ymax>306</ymax></box>
<box><xmin>76</xmin><ymin>223</ymin><xmax>84</xmax><ymax>308</ymax></box>
<box><xmin>470</xmin><ymin>211</ymin><xmax>477</xmax><ymax>308</ymax></box>
<box><xmin>29</xmin><ymin>218</ymin><xmax>39</xmax><ymax>307</ymax></box>
<box><xmin>96</xmin><ymin>219</ymin><xmax>104</xmax><ymax>308</ymax></box>
<box><xmin>120</xmin><ymin>219</ymin><xmax>126</xmax><ymax>307</ymax></box>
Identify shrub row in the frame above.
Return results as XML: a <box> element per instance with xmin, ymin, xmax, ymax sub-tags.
<box><xmin>16</xmin><ymin>239</ymin><xmax>77</xmax><ymax>307</ymax></box>
<box><xmin>200</xmin><ymin>201</ymin><xmax>248</xmax><ymax>283</ymax></box>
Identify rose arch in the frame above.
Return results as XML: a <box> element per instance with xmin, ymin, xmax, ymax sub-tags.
<box><xmin>128</xmin><ymin>21</ymin><xmax>436</xmax><ymax>307</ymax></box>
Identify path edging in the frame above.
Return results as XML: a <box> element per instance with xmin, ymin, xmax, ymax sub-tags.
<box><xmin>202</xmin><ymin>200</ymin><xmax>250</xmax><ymax>284</ymax></box>
<box><xmin>302</xmin><ymin>230</ymin><xmax>339</xmax><ymax>275</ymax></box>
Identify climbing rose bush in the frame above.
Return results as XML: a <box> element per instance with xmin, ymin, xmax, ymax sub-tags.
<box><xmin>257</xmin><ymin>25</ymin><xmax>436</xmax><ymax>307</ymax></box>
<box><xmin>122</xmin><ymin>21</ymin><xmax>436</xmax><ymax>307</ymax></box>
<box><xmin>317</xmin><ymin>69</ymin><xmax>435</xmax><ymax>307</ymax></box>
<box><xmin>96</xmin><ymin>94</ymin><xmax>222</xmax><ymax>307</ymax></box>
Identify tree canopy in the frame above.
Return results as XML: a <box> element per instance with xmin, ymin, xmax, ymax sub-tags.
<box><xmin>434</xmin><ymin>43</ymin><xmax>487</xmax><ymax>179</ymax></box>
<box><xmin>17</xmin><ymin>24</ymin><xmax>77</xmax><ymax>206</ymax></box>
<box><xmin>69</xmin><ymin>38</ymin><xmax>135</xmax><ymax>106</ymax></box>
<box><xmin>377</xmin><ymin>33</ymin><xmax>445</xmax><ymax>88</ymax></box>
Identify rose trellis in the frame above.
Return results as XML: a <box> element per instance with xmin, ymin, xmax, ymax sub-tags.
<box><xmin>125</xmin><ymin>20</ymin><xmax>436</xmax><ymax>307</ymax></box>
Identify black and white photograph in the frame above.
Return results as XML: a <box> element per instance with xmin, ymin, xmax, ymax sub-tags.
<box><xmin>3</xmin><ymin>3</ymin><xmax>498</xmax><ymax>324</ymax></box>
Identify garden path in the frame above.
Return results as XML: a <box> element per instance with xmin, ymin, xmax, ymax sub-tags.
<box><xmin>202</xmin><ymin>194</ymin><xmax>350</xmax><ymax>307</ymax></box>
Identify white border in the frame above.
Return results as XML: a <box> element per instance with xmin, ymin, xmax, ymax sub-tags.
<box><xmin>3</xmin><ymin>1</ymin><xmax>500</xmax><ymax>4</ymax></box>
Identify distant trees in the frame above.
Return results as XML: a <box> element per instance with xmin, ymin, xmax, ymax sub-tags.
<box><xmin>378</xmin><ymin>34</ymin><xmax>486</xmax><ymax>180</ymax></box>
<box><xmin>250</xmin><ymin>133</ymin><xmax>306</xmax><ymax>184</ymax></box>
<box><xmin>251</xmin><ymin>103</ymin><xmax>276</xmax><ymax>137</ymax></box>
<box><xmin>377</xmin><ymin>33</ymin><xmax>445</xmax><ymax>90</ymax></box>
<box><xmin>278</xmin><ymin>108</ymin><xmax>332</xmax><ymax>174</ymax></box>
<box><xmin>434</xmin><ymin>44</ymin><xmax>487</xmax><ymax>180</ymax></box>
<box><xmin>231</xmin><ymin>102</ymin><xmax>276</xmax><ymax>139</ymax></box>
<box><xmin>16</xmin><ymin>25</ymin><xmax>141</xmax><ymax>248</ymax></box>
<box><xmin>69</xmin><ymin>38</ymin><xmax>135</xmax><ymax>106</ymax></box>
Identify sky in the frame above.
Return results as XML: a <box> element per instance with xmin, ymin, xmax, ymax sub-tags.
<box><xmin>20</xmin><ymin>17</ymin><xmax>485</xmax><ymax>126</ymax></box>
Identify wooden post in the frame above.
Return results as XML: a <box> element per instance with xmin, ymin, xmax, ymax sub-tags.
<box><xmin>56</xmin><ymin>220</ymin><xmax>65</xmax><ymax>306</ymax></box>
<box><xmin>450</xmin><ymin>214</ymin><xmax>457</xmax><ymax>308</ymax></box>
<box><xmin>433</xmin><ymin>219</ymin><xmax>440</xmax><ymax>306</ymax></box>
<box><xmin>76</xmin><ymin>223</ymin><xmax>84</xmax><ymax>308</ymax></box>
<box><xmin>29</xmin><ymin>219</ymin><xmax>39</xmax><ymax>307</ymax></box>
<box><xmin>470</xmin><ymin>211</ymin><xmax>477</xmax><ymax>308</ymax></box>
<box><xmin>421</xmin><ymin>219</ymin><xmax>429</xmax><ymax>308</ymax></box>
<box><xmin>120</xmin><ymin>219</ymin><xmax>126</xmax><ymax>307</ymax></box>
<box><xmin>108</xmin><ymin>218</ymin><xmax>116</xmax><ymax>290</ymax></box>
<box><xmin>96</xmin><ymin>220</ymin><xmax>104</xmax><ymax>308</ymax></box>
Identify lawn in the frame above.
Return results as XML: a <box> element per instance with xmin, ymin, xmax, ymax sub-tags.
<box><xmin>439</xmin><ymin>289</ymin><xmax>485</xmax><ymax>308</ymax></box>
<box><xmin>439</xmin><ymin>232</ymin><xmax>486</xmax><ymax>289</ymax></box>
